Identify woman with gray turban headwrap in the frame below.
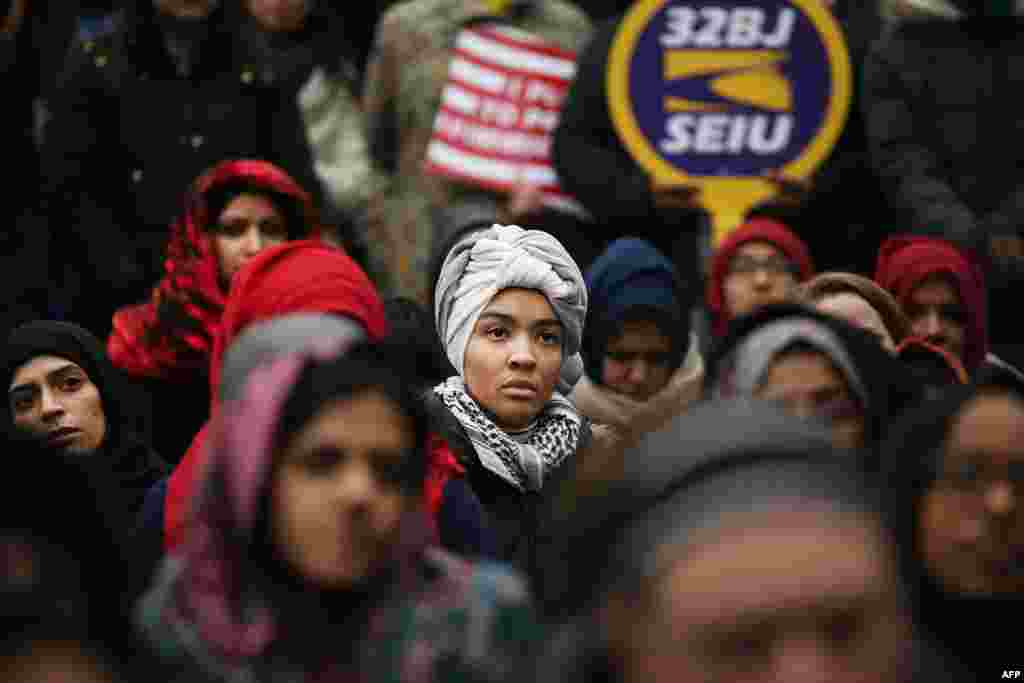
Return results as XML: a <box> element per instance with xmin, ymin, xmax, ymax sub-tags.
<box><xmin>427</xmin><ymin>223</ymin><xmax>591</xmax><ymax>587</ymax></box>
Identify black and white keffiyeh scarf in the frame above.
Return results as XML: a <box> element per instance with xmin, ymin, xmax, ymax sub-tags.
<box><xmin>434</xmin><ymin>376</ymin><xmax>582</xmax><ymax>492</ymax></box>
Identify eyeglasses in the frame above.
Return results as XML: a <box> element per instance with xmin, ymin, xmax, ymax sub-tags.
<box><xmin>727</xmin><ymin>255</ymin><xmax>798</xmax><ymax>277</ymax></box>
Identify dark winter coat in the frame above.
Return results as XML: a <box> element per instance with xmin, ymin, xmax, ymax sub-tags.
<box><xmin>864</xmin><ymin>13</ymin><xmax>1024</xmax><ymax>251</ymax></box>
<box><xmin>40</xmin><ymin>1</ymin><xmax>323</xmax><ymax>337</ymax></box>
<box><xmin>773</xmin><ymin>0</ymin><xmax>888</xmax><ymax>274</ymax></box>
<box><xmin>2</xmin><ymin>321</ymin><xmax>169</xmax><ymax>536</ymax></box>
<box><xmin>424</xmin><ymin>390</ymin><xmax>592</xmax><ymax>614</ymax></box>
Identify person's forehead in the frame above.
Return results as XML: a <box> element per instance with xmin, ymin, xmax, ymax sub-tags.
<box><xmin>659</xmin><ymin>508</ymin><xmax>887</xmax><ymax>622</ymax></box>
<box><xmin>293</xmin><ymin>391</ymin><xmax>415</xmax><ymax>450</ymax></box>
<box><xmin>610</xmin><ymin>318</ymin><xmax>672</xmax><ymax>344</ymax></box>
<box><xmin>220</xmin><ymin>192</ymin><xmax>283</xmax><ymax>217</ymax></box>
<box><xmin>910</xmin><ymin>273</ymin><xmax>962</xmax><ymax>305</ymax></box>
<box><xmin>10</xmin><ymin>355</ymin><xmax>84</xmax><ymax>391</ymax></box>
<box><xmin>766</xmin><ymin>349</ymin><xmax>844</xmax><ymax>384</ymax></box>
<box><xmin>481</xmin><ymin>288</ymin><xmax>558</xmax><ymax>323</ymax></box>
<box><xmin>733</xmin><ymin>240</ymin><xmax>786</xmax><ymax>260</ymax></box>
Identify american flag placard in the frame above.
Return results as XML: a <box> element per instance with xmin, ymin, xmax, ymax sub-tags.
<box><xmin>424</xmin><ymin>24</ymin><xmax>584</xmax><ymax>216</ymax></box>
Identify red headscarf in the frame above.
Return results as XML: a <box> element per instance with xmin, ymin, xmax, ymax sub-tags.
<box><xmin>164</xmin><ymin>240</ymin><xmax>388</xmax><ymax>551</ymax></box>
<box><xmin>875</xmin><ymin>236</ymin><xmax>988</xmax><ymax>374</ymax></box>
<box><xmin>706</xmin><ymin>218</ymin><xmax>815</xmax><ymax>337</ymax></box>
<box><xmin>108</xmin><ymin>160</ymin><xmax>319</xmax><ymax>380</ymax></box>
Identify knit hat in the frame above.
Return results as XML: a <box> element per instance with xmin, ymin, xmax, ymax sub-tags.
<box><xmin>707</xmin><ymin>218</ymin><xmax>814</xmax><ymax>337</ymax></box>
<box><xmin>875</xmin><ymin>236</ymin><xmax>987</xmax><ymax>373</ymax></box>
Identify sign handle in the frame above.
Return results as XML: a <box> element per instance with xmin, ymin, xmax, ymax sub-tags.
<box><xmin>698</xmin><ymin>177</ymin><xmax>781</xmax><ymax>246</ymax></box>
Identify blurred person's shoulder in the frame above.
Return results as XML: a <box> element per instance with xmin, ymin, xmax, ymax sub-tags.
<box><xmin>882</xmin><ymin>1</ymin><xmax>970</xmax><ymax>46</ymax></box>
<box><xmin>419</xmin><ymin>548</ymin><xmax>536</xmax><ymax>666</ymax></box>
<box><xmin>531</xmin><ymin>0</ymin><xmax>593</xmax><ymax>41</ymax></box>
<box><xmin>375</xmin><ymin>0</ymin><xmax>459</xmax><ymax>39</ymax></box>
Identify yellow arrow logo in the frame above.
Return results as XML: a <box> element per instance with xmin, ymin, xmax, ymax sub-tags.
<box><xmin>663</xmin><ymin>50</ymin><xmax>792</xmax><ymax>113</ymax></box>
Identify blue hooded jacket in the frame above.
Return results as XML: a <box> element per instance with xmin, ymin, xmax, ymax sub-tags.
<box><xmin>583</xmin><ymin>238</ymin><xmax>691</xmax><ymax>384</ymax></box>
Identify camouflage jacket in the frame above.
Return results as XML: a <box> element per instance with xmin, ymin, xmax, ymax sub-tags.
<box><xmin>363</xmin><ymin>0</ymin><xmax>592</xmax><ymax>303</ymax></box>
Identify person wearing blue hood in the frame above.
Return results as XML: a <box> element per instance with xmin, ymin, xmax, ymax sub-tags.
<box><xmin>571</xmin><ymin>239</ymin><xmax>702</xmax><ymax>449</ymax></box>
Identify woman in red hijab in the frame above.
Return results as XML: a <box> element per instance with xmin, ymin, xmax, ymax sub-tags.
<box><xmin>108</xmin><ymin>160</ymin><xmax>320</xmax><ymax>462</ymax></box>
<box><xmin>874</xmin><ymin>236</ymin><xmax>988</xmax><ymax>376</ymax></box>
<box><xmin>163</xmin><ymin>240</ymin><xmax>389</xmax><ymax>552</ymax></box>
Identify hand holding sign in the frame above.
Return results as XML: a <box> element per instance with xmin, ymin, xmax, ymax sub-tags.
<box><xmin>651</xmin><ymin>180</ymin><xmax>703</xmax><ymax>211</ymax></box>
<box><xmin>762</xmin><ymin>169</ymin><xmax>813</xmax><ymax>207</ymax></box>
<box><xmin>608</xmin><ymin>0</ymin><xmax>851</xmax><ymax>244</ymax></box>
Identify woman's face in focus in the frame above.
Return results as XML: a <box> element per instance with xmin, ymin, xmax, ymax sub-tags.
<box><xmin>9</xmin><ymin>355</ymin><xmax>107</xmax><ymax>456</ymax></box>
<box><xmin>272</xmin><ymin>390</ymin><xmax>416</xmax><ymax>590</ymax></box>
<box><xmin>920</xmin><ymin>391</ymin><xmax>1024</xmax><ymax>595</ymax></box>
<box><xmin>815</xmin><ymin>292</ymin><xmax>896</xmax><ymax>354</ymax></box>
<box><xmin>613</xmin><ymin>505</ymin><xmax>914</xmax><ymax>683</ymax></box>
<box><xmin>462</xmin><ymin>288</ymin><xmax>564</xmax><ymax>431</ymax></box>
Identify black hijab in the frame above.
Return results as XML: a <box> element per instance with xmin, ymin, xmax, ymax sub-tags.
<box><xmin>3</xmin><ymin>321</ymin><xmax>169</xmax><ymax>534</ymax></box>
<box><xmin>881</xmin><ymin>383</ymin><xmax>1024</xmax><ymax>679</ymax></box>
<box><xmin>0</xmin><ymin>436</ymin><xmax>152</xmax><ymax>678</ymax></box>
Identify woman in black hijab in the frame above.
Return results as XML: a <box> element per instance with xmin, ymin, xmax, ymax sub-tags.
<box><xmin>882</xmin><ymin>381</ymin><xmax>1024</xmax><ymax>679</ymax></box>
<box><xmin>3</xmin><ymin>321</ymin><xmax>168</xmax><ymax>539</ymax></box>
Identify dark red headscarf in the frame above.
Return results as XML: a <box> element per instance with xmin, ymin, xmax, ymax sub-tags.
<box><xmin>706</xmin><ymin>218</ymin><xmax>815</xmax><ymax>337</ymax></box>
<box><xmin>108</xmin><ymin>160</ymin><xmax>319</xmax><ymax>380</ymax></box>
<box><xmin>875</xmin><ymin>236</ymin><xmax>988</xmax><ymax>374</ymax></box>
<box><xmin>164</xmin><ymin>241</ymin><xmax>388</xmax><ymax>551</ymax></box>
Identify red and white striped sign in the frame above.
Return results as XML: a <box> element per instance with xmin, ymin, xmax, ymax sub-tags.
<box><xmin>424</xmin><ymin>24</ymin><xmax>585</xmax><ymax>216</ymax></box>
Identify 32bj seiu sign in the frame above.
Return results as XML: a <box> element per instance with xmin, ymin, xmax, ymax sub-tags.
<box><xmin>424</xmin><ymin>24</ymin><xmax>584</xmax><ymax>216</ymax></box>
<box><xmin>608</xmin><ymin>0</ymin><xmax>850</xmax><ymax>178</ymax></box>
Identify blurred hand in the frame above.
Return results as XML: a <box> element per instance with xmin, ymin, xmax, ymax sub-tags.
<box><xmin>651</xmin><ymin>182</ymin><xmax>702</xmax><ymax>211</ymax></box>
<box><xmin>500</xmin><ymin>183</ymin><xmax>546</xmax><ymax>223</ymax></box>
<box><xmin>990</xmin><ymin>233</ymin><xmax>1024</xmax><ymax>260</ymax></box>
<box><xmin>762</xmin><ymin>170</ymin><xmax>813</xmax><ymax>207</ymax></box>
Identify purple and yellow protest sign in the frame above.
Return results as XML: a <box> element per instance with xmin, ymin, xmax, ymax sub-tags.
<box><xmin>608</xmin><ymin>0</ymin><xmax>851</xmax><ymax>244</ymax></box>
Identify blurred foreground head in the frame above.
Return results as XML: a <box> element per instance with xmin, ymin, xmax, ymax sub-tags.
<box><xmin>554</xmin><ymin>399</ymin><xmax>923</xmax><ymax>683</ymax></box>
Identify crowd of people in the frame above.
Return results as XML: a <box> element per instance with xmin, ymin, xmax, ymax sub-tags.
<box><xmin>3</xmin><ymin>0</ymin><xmax>1023</xmax><ymax>681</ymax></box>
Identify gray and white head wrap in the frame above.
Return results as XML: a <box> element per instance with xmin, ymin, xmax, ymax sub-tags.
<box><xmin>434</xmin><ymin>224</ymin><xmax>588</xmax><ymax>391</ymax></box>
